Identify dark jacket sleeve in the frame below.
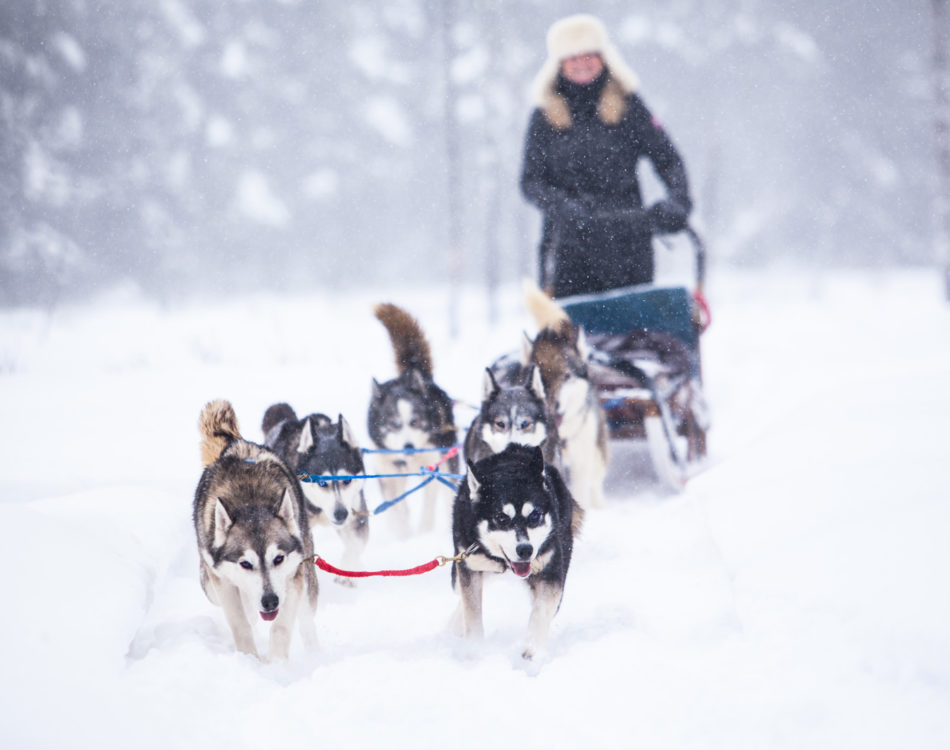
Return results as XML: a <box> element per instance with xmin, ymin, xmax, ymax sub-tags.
<box><xmin>520</xmin><ymin>109</ymin><xmax>567</xmax><ymax>211</ymax></box>
<box><xmin>628</xmin><ymin>95</ymin><xmax>692</xmax><ymax>214</ymax></box>
<box><xmin>520</xmin><ymin>108</ymin><xmax>563</xmax><ymax>290</ymax></box>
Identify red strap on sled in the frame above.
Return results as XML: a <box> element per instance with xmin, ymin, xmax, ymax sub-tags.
<box><xmin>315</xmin><ymin>556</ymin><xmax>440</xmax><ymax>578</ymax></box>
<box><xmin>692</xmin><ymin>289</ymin><xmax>712</xmax><ymax>332</ymax></box>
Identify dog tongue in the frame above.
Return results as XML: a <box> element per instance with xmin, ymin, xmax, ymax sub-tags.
<box><xmin>260</xmin><ymin>609</ymin><xmax>279</xmax><ymax>622</ymax></box>
<box><xmin>510</xmin><ymin>561</ymin><xmax>531</xmax><ymax>578</ymax></box>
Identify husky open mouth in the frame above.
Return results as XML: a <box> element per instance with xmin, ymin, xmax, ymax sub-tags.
<box><xmin>260</xmin><ymin>609</ymin><xmax>279</xmax><ymax>622</ymax></box>
<box><xmin>502</xmin><ymin>551</ymin><xmax>532</xmax><ymax>578</ymax></box>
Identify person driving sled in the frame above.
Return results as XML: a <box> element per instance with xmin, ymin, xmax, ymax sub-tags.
<box><xmin>520</xmin><ymin>13</ymin><xmax>693</xmax><ymax>299</ymax></box>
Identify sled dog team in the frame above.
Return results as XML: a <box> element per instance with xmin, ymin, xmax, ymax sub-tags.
<box><xmin>193</xmin><ymin>283</ymin><xmax>608</xmax><ymax>662</ymax></box>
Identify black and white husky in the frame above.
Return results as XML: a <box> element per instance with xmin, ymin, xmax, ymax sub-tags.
<box><xmin>368</xmin><ymin>303</ymin><xmax>458</xmax><ymax>534</ymax></box>
<box><xmin>463</xmin><ymin>363</ymin><xmax>560</xmax><ymax>466</ymax></box>
<box><xmin>451</xmin><ymin>444</ymin><xmax>583</xmax><ymax>660</ymax></box>
<box><xmin>262</xmin><ymin>403</ymin><xmax>369</xmax><ymax>584</ymax></box>
<box><xmin>194</xmin><ymin>400</ymin><xmax>318</xmax><ymax>661</ymax></box>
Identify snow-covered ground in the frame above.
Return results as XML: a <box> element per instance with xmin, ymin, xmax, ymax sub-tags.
<box><xmin>1</xmin><ymin>266</ymin><xmax>948</xmax><ymax>749</ymax></box>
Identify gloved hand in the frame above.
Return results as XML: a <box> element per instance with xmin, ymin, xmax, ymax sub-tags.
<box><xmin>647</xmin><ymin>200</ymin><xmax>688</xmax><ymax>234</ymax></box>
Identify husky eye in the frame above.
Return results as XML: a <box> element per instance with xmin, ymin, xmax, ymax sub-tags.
<box><xmin>317</xmin><ymin>479</ymin><xmax>329</xmax><ymax>488</ymax></box>
<box><xmin>239</xmin><ymin>560</ymin><xmax>254</xmax><ymax>570</ymax></box>
<box><xmin>388</xmin><ymin>419</ymin><xmax>401</xmax><ymax>429</ymax></box>
<box><xmin>273</xmin><ymin>554</ymin><xmax>285</xmax><ymax>566</ymax></box>
<box><xmin>409</xmin><ymin>417</ymin><xmax>420</xmax><ymax>427</ymax></box>
<box><xmin>519</xmin><ymin>419</ymin><xmax>533</xmax><ymax>430</ymax></box>
<box><xmin>527</xmin><ymin>509</ymin><xmax>545</xmax><ymax>526</ymax></box>
<box><xmin>341</xmin><ymin>479</ymin><xmax>352</xmax><ymax>487</ymax></box>
<box><xmin>493</xmin><ymin>513</ymin><xmax>511</xmax><ymax>528</ymax></box>
<box><xmin>494</xmin><ymin>419</ymin><xmax>508</xmax><ymax>430</ymax></box>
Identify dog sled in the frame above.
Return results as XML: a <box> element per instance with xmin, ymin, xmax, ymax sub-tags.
<box><xmin>559</xmin><ymin>229</ymin><xmax>710</xmax><ymax>491</ymax></box>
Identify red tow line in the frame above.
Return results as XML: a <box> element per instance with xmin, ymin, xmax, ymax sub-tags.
<box><xmin>315</xmin><ymin>556</ymin><xmax>441</xmax><ymax>578</ymax></box>
<box><xmin>312</xmin><ymin>541</ymin><xmax>478</xmax><ymax>579</ymax></box>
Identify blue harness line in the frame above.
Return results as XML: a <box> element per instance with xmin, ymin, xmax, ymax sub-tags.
<box><xmin>298</xmin><ymin>469</ymin><xmax>462</xmax><ymax>516</ymax></box>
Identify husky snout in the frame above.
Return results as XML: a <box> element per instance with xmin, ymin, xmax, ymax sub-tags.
<box><xmin>516</xmin><ymin>543</ymin><xmax>534</xmax><ymax>560</ymax></box>
<box><xmin>260</xmin><ymin>591</ymin><xmax>279</xmax><ymax>621</ymax></box>
<box><xmin>332</xmin><ymin>504</ymin><xmax>349</xmax><ymax>525</ymax></box>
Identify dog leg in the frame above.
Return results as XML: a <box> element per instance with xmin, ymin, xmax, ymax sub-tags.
<box><xmin>298</xmin><ymin>571</ymin><xmax>320</xmax><ymax>651</ymax></box>
<box><xmin>523</xmin><ymin>579</ymin><xmax>563</xmax><ymax>660</ymax></box>
<box><xmin>419</xmin><ymin>478</ymin><xmax>445</xmax><ymax>533</ymax></box>
<box><xmin>379</xmin><ymin>475</ymin><xmax>411</xmax><ymax>538</ymax></box>
<box><xmin>458</xmin><ymin>568</ymin><xmax>485</xmax><ymax>639</ymax></box>
<box><xmin>216</xmin><ymin>581</ymin><xmax>258</xmax><ymax>658</ymax></box>
<box><xmin>336</xmin><ymin>514</ymin><xmax>369</xmax><ymax>587</ymax></box>
<box><xmin>267</xmin><ymin>579</ymin><xmax>303</xmax><ymax>662</ymax></box>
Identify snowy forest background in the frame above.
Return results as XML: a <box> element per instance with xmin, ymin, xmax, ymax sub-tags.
<box><xmin>0</xmin><ymin>0</ymin><xmax>938</xmax><ymax>306</ymax></box>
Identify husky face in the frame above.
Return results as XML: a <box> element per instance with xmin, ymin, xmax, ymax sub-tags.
<box><xmin>478</xmin><ymin>366</ymin><xmax>550</xmax><ymax>453</ymax></box>
<box><xmin>368</xmin><ymin>373</ymin><xmax>439</xmax><ymax>453</ymax></box>
<box><xmin>466</xmin><ymin>446</ymin><xmax>556</xmax><ymax>578</ymax></box>
<box><xmin>294</xmin><ymin>415</ymin><xmax>366</xmax><ymax>526</ymax></box>
<box><xmin>210</xmin><ymin>489</ymin><xmax>305</xmax><ymax>622</ymax></box>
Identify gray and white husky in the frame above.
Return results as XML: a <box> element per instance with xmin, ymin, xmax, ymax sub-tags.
<box><xmin>451</xmin><ymin>444</ymin><xmax>583</xmax><ymax>660</ymax></box>
<box><xmin>524</xmin><ymin>281</ymin><xmax>609</xmax><ymax>510</ymax></box>
<box><xmin>262</xmin><ymin>403</ymin><xmax>369</xmax><ymax>584</ymax></box>
<box><xmin>194</xmin><ymin>399</ymin><xmax>318</xmax><ymax>660</ymax></box>
<box><xmin>368</xmin><ymin>303</ymin><xmax>458</xmax><ymax>535</ymax></box>
<box><xmin>463</xmin><ymin>363</ymin><xmax>560</xmax><ymax>466</ymax></box>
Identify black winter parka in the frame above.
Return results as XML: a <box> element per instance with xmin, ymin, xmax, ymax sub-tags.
<box><xmin>520</xmin><ymin>73</ymin><xmax>692</xmax><ymax>298</ymax></box>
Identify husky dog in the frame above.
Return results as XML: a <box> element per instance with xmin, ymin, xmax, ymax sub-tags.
<box><xmin>368</xmin><ymin>303</ymin><xmax>458</xmax><ymax>534</ymax></box>
<box><xmin>262</xmin><ymin>403</ymin><xmax>369</xmax><ymax>584</ymax></box>
<box><xmin>194</xmin><ymin>400</ymin><xmax>318</xmax><ymax>660</ymax></box>
<box><xmin>451</xmin><ymin>444</ymin><xmax>583</xmax><ymax>660</ymax></box>
<box><xmin>524</xmin><ymin>280</ymin><xmax>609</xmax><ymax>510</ymax></box>
<box><xmin>463</xmin><ymin>364</ymin><xmax>560</xmax><ymax>466</ymax></box>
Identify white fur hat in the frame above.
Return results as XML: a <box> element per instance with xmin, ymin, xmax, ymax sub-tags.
<box><xmin>530</xmin><ymin>14</ymin><xmax>639</xmax><ymax>106</ymax></box>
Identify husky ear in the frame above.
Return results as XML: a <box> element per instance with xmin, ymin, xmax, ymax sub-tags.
<box><xmin>575</xmin><ymin>326</ymin><xmax>590</xmax><ymax>360</ymax></box>
<box><xmin>213</xmin><ymin>499</ymin><xmax>234</xmax><ymax>549</ymax></box>
<box><xmin>526</xmin><ymin>364</ymin><xmax>546</xmax><ymax>401</ymax></box>
<box><xmin>482</xmin><ymin>368</ymin><xmax>500</xmax><ymax>401</ymax></box>
<box><xmin>529</xmin><ymin>446</ymin><xmax>545</xmax><ymax>477</ymax></box>
<box><xmin>275</xmin><ymin>487</ymin><xmax>299</xmax><ymax>532</ymax></box>
<box><xmin>520</xmin><ymin>332</ymin><xmax>533</xmax><ymax>366</ymax></box>
<box><xmin>338</xmin><ymin>414</ymin><xmax>358</xmax><ymax>448</ymax></box>
<box><xmin>465</xmin><ymin>462</ymin><xmax>481</xmax><ymax>502</ymax></box>
<box><xmin>410</xmin><ymin>368</ymin><xmax>428</xmax><ymax>394</ymax></box>
<box><xmin>371</xmin><ymin>378</ymin><xmax>382</xmax><ymax>399</ymax></box>
<box><xmin>297</xmin><ymin>418</ymin><xmax>314</xmax><ymax>454</ymax></box>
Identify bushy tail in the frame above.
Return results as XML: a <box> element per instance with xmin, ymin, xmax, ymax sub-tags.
<box><xmin>199</xmin><ymin>399</ymin><xmax>242</xmax><ymax>467</ymax></box>
<box><xmin>374</xmin><ymin>303</ymin><xmax>433</xmax><ymax>377</ymax></box>
<box><xmin>522</xmin><ymin>278</ymin><xmax>571</xmax><ymax>335</ymax></box>
<box><xmin>261</xmin><ymin>402</ymin><xmax>297</xmax><ymax>438</ymax></box>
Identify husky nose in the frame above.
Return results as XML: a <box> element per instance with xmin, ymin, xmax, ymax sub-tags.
<box><xmin>403</xmin><ymin>442</ymin><xmax>415</xmax><ymax>451</ymax></box>
<box><xmin>333</xmin><ymin>507</ymin><xmax>348</xmax><ymax>524</ymax></box>
<box><xmin>261</xmin><ymin>592</ymin><xmax>279</xmax><ymax>613</ymax></box>
<box><xmin>516</xmin><ymin>543</ymin><xmax>533</xmax><ymax>561</ymax></box>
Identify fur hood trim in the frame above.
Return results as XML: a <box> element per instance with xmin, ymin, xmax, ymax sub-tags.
<box><xmin>530</xmin><ymin>14</ymin><xmax>639</xmax><ymax>130</ymax></box>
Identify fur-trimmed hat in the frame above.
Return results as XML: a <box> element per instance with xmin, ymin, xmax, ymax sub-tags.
<box><xmin>530</xmin><ymin>14</ymin><xmax>639</xmax><ymax>129</ymax></box>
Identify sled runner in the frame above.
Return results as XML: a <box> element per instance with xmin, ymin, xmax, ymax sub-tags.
<box><xmin>559</xmin><ymin>231</ymin><xmax>710</xmax><ymax>490</ymax></box>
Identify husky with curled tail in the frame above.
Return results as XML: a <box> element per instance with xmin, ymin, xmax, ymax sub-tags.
<box><xmin>523</xmin><ymin>280</ymin><xmax>609</xmax><ymax>510</ymax></box>
<box><xmin>194</xmin><ymin>399</ymin><xmax>318</xmax><ymax>660</ymax></box>
<box><xmin>368</xmin><ymin>303</ymin><xmax>458</xmax><ymax>535</ymax></box>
